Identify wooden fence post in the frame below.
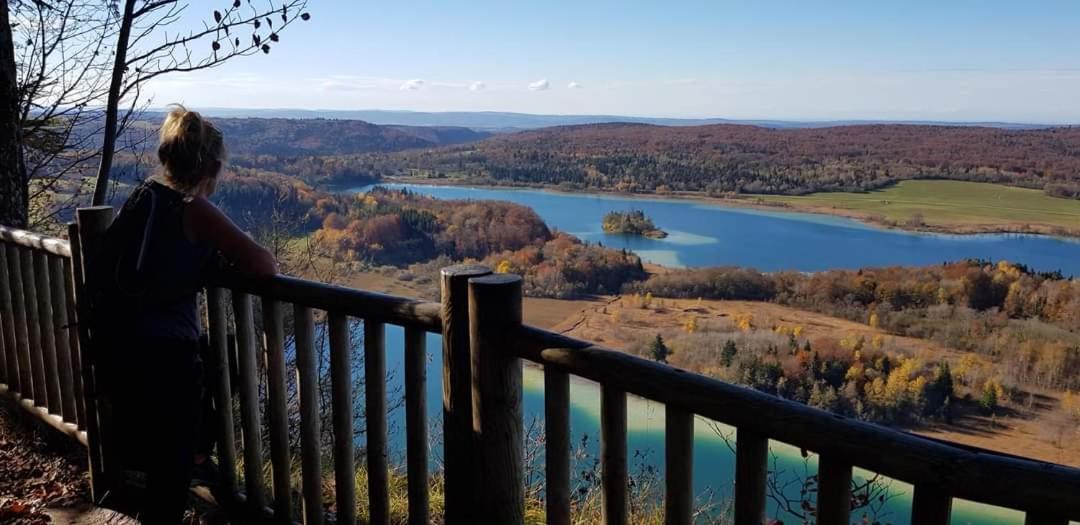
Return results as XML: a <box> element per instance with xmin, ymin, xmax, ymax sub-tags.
<box><xmin>544</xmin><ymin>365</ymin><xmax>571</xmax><ymax>525</ymax></box>
<box><xmin>0</xmin><ymin>244</ymin><xmax>20</xmax><ymax>393</ymax></box>
<box><xmin>468</xmin><ymin>273</ymin><xmax>524</xmax><ymax>525</ymax></box>
<box><xmin>293</xmin><ymin>304</ymin><xmax>323</xmax><ymax>525</ymax></box>
<box><xmin>733</xmin><ymin>429</ymin><xmax>768</xmax><ymax>525</ymax></box>
<box><xmin>205</xmin><ymin>288</ymin><xmax>238</xmax><ymax>503</ymax></box>
<box><xmin>65</xmin><ymin>224</ymin><xmax>87</xmax><ymax>430</ymax></box>
<box><xmin>364</xmin><ymin>320</ymin><xmax>389</xmax><ymax>525</ymax></box>
<box><xmin>404</xmin><ymin>326</ymin><xmax>429</xmax><ymax>525</ymax></box>
<box><xmin>816</xmin><ymin>454</ymin><xmax>852</xmax><ymax>525</ymax></box>
<box><xmin>911</xmin><ymin>484</ymin><xmax>952</xmax><ymax>525</ymax></box>
<box><xmin>601</xmin><ymin>384</ymin><xmax>628</xmax><ymax>525</ymax></box>
<box><xmin>231</xmin><ymin>291</ymin><xmax>266</xmax><ymax>512</ymax></box>
<box><xmin>75</xmin><ymin>206</ymin><xmax>115</xmax><ymax>501</ymax></box>
<box><xmin>665</xmin><ymin>407</ymin><xmax>694</xmax><ymax>525</ymax></box>
<box><xmin>440</xmin><ymin>264</ymin><xmax>490</xmax><ymax>525</ymax></box>
<box><xmin>327</xmin><ymin>312</ymin><xmax>355</xmax><ymax>525</ymax></box>
<box><xmin>6</xmin><ymin>244</ymin><xmax>32</xmax><ymax>400</ymax></box>
<box><xmin>0</xmin><ymin>245</ymin><xmax>6</xmax><ymax>387</ymax></box>
<box><xmin>33</xmin><ymin>250</ymin><xmax>62</xmax><ymax>415</ymax></box>
<box><xmin>20</xmin><ymin>246</ymin><xmax>46</xmax><ymax>407</ymax></box>
<box><xmin>261</xmin><ymin>298</ymin><xmax>291</xmax><ymax>520</ymax></box>
<box><xmin>48</xmin><ymin>254</ymin><xmax>78</xmax><ymax>424</ymax></box>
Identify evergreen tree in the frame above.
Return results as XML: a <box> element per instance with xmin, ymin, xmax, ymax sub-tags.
<box><xmin>721</xmin><ymin>340</ymin><xmax>737</xmax><ymax>367</ymax></box>
<box><xmin>649</xmin><ymin>334</ymin><xmax>671</xmax><ymax>364</ymax></box>
<box><xmin>926</xmin><ymin>362</ymin><xmax>955</xmax><ymax>416</ymax></box>
<box><xmin>980</xmin><ymin>383</ymin><xmax>998</xmax><ymax>414</ymax></box>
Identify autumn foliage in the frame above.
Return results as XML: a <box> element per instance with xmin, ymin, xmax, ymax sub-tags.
<box><xmin>631</xmin><ymin>260</ymin><xmax>1080</xmax><ymax>396</ymax></box>
<box><xmin>374</xmin><ymin>123</ymin><xmax>1080</xmax><ymax>197</ymax></box>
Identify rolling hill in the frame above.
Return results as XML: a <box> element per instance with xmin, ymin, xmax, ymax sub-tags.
<box><xmin>376</xmin><ymin>122</ymin><xmax>1080</xmax><ymax>197</ymax></box>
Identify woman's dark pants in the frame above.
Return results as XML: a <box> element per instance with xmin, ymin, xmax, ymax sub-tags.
<box><xmin>108</xmin><ymin>336</ymin><xmax>202</xmax><ymax>524</ymax></box>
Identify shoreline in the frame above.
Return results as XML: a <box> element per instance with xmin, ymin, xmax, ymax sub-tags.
<box><xmin>377</xmin><ymin>176</ymin><xmax>1080</xmax><ymax>240</ymax></box>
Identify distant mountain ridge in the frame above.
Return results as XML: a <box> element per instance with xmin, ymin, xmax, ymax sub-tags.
<box><xmin>371</xmin><ymin>122</ymin><xmax>1080</xmax><ymax>197</ymax></box>
<box><xmin>190</xmin><ymin>107</ymin><xmax>1062</xmax><ymax>131</ymax></box>
<box><xmin>132</xmin><ymin>112</ymin><xmax>492</xmax><ymax>156</ymax></box>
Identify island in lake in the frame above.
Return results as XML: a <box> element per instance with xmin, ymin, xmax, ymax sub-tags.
<box><xmin>602</xmin><ymin>209</ymin><xmax>668</xmax><ymax>238</ymax></box>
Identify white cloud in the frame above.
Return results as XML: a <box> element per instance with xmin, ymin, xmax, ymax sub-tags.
<box><xmin>528</xmin><ymin>79</ymin><xmax>549</xmax><ymax>91</ymax></box>
<box><xmin>399</xmin><ymin>79</ymin><xmax>425</xmax><ymax>91</ymax></box>
<box><xmin>567</xmin><ymin>81</ymin><xmax>582</xmax><ymax>89</ymax></box>
<box><xmin>469</xmin><ymin>81</ymin><xmax>486</xmax><ymax>91</ymax></box>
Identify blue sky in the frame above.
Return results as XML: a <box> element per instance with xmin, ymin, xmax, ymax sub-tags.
<box><xmin>149</xmin><ymin>1</ymin><xmax>1080</xmax><ymax>122</ymax></box>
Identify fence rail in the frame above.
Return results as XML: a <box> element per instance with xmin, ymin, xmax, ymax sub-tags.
<box><xmin>2</xmin><ymin>216</ymin><xmax>1080</xmax><ymax>525</ymax></box>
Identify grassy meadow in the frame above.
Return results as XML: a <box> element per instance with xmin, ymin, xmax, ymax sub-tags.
<box><xmin>752</xmin><ymin>180</ymin><xmax>1080</xmax><ymax>235</ymax></box>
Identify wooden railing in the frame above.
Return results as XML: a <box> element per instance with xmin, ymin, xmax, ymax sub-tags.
<box><xmin>2</xmin><ymin>211</ymin><xmax>1080</xmax><ymax>525</ymax></box>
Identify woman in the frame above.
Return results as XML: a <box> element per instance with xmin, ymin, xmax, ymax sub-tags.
<box><xmin>93</xmin><ymin>105</ymin><xmax>276</xmax><ymax>523</ymax></box>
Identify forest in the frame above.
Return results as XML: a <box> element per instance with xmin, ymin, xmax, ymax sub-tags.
<box><xmin>630</xmin><ymin>328</ymin><xmax>960</xmax><ymax>426</ymax></box>
<box><xmin>310</xmin><ymin>188</ymin><xmax>646</xmax><ymax>297</ymax></box>
<box><xmin>369</xmin><ymin>123</ymin><xmax>1080</xmax><ymax>197</ymax></box>
<box><xmin>626</xmin><ymin>261</ymin><xmax>1080</xmax><ymax>414</ymax></box>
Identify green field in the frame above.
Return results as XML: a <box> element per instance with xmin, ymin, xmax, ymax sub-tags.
<box><xmin>753</xmin><ymin>180</ymin><xmax>1080</xmax><ymax>234</ymax></box>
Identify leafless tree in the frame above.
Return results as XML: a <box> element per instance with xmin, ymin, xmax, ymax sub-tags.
<box><xmin>707</xmin><ymin>420</ymin><xmax>899</xmax><ymax>525</ymax></box>
<box><xmin>91</xmin><ymin>0</ymin><xmax>310</xmax><ymax>205</ymax></box>
<box><xmin>10</xmin><ymin>0</ymin><xmax>118</xmax><ymax>231</ymax></box>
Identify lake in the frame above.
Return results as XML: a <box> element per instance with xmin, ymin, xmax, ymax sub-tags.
<box><xmin>357</xmin><ymin>183</ymin><xmax>1080</xmax><ymax>276</ymax></box>
<box><xmin>343</xmin><ymin>183</ymin><xmax>1080</xmax><ymax>523</ymax></box>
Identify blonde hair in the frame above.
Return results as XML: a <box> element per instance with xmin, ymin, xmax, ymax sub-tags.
<box><xmin>157</xmin><ymin>104</ymin><xmax>225</xmax><ymax>191</ymax></box>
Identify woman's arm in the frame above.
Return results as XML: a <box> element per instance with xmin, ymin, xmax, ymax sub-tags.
<box><xmin>184</xmin><ymin>196</ymin><xmax>278</xmax><ymax>277</ymax></box>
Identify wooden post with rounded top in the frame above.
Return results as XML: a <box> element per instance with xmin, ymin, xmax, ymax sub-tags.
<box><xmin>469</xmin><ymin>273</ymin><xmax>524</xmax><ymax>525</ymax></box>
<box><xmin>440</xmin><ymin>264</ymin><xmax>490</xmax><ymax>525</ymax></box>
<box><xmin>75</xmin><ymin>206</ymin><xmax>115</xmax><ymax>502</ymax></box>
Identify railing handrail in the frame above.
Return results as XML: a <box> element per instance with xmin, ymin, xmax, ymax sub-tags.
<box><xmin>0</xmin><ymin>225</ymin><xmax>71</xmax><ymax>257</ymax></box>
<box><xmin>211</xmin><ymin>270</ymin><xmax>443</xmax><ymax>333</ymax></box>
<box><xmin>517</xmin><ymin>326</ymin><xmax>1080</xmax><ymax>519</ymax></box>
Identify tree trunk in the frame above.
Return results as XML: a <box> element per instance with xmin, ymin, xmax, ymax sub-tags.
<box><xmin>0</xmin><ymin>0</ymin><xmax>27</xmax><ymax>228</ymax></box>
<box><xmin>91</xmin><ymin>0</ymin><xmax>136</xmax><ymax>206</ymax></box>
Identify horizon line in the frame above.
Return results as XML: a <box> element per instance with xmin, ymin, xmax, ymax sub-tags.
<box><xmin>147</xmin><ymin>106</ymin><xmax>1076</xmax><ymax>128</ymax></box>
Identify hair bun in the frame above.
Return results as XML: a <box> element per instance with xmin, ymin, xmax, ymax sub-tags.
<box><xmin>157</xmin><ymin>104</ymin><xmax>226</xmax><ymax>191</ymax></box>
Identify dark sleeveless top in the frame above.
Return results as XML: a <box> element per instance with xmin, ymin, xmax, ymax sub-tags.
<box><xmin>93</xmin><ymin>179</ymin><xmax>215</xmax><ymax>341</ymax></box>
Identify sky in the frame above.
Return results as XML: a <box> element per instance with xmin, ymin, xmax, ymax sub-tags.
<box><xmin>147</xmin><ymin>0</ymin><xmax>1080</xmax><ymax>123</ymax></box>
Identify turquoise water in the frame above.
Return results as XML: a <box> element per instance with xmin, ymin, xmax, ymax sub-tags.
<box><xmin>356</xmin><ymin>183</ymin><xmax>1080</xmax><ymax>276</ymax></box>
<box><xmin>337</xmin><ymin>183</ymin><xmax>1080</xmax><ymax>523</ymax></box>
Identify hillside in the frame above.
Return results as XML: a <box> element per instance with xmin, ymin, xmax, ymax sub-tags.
<box><xmin>98</xmin><ymin>115</ymin><xmax>492</xmax><ymax>192</ymax></box>
<box><xmin>376</xmin><ymin>123</ymin><xmax>1080</xmax><ymax>197</ymax></box>
<box><xmin>209</xmin><ymin>117</ymin><xmax>491</xmax><ymax>156</ymax></box>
